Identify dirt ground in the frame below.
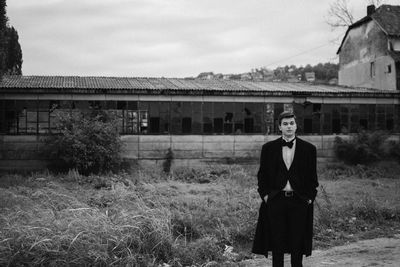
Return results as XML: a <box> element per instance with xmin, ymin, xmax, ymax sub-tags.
<box><xmin>241</xmin><ymin>234</ymin><xmax>400</xmax><ymax>267</ymax></box>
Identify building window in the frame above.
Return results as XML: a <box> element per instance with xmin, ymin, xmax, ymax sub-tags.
<box><xmin>149</xmin><ymin>117</ymin><xmax>160</xmax><ymax>133</ymax></box>
<box><xmin>203</xmin><ymin>102</ymin><xmax>213</xmax><ymax>134</ymax></box>
<box><xmin>192</xmin><ymin>102</ymin><xmax>202</xmax><ymax>134</ymax></box>
<box><xmin>213</xmin><ymin>103</ymin><xmax>224</xmax><ymax>134</ymax></box>
<box><xmin>148</xmin><ymin>101</ymin><xmax>160</xmax><ymax>134</ymax></box>
<box><xmin>234</xmin><ymin>103</ymin><xmax>244</xmax><ymax>134</ymax></box>
<box><xmin>264</xmin><ymin>103</ymin><xmax>274</xmax><ymax>135</ymax></box>
<box><xmin>170</xmin><ymin>102</ymin><xmax>182</xmax><ymax>134</ymax></box>
<box><xmin>388</xmin><ymin>40</ymin><xmax>393</xmax><ymax>51</ymax></box>
<box><xmin>160</xmin><ymin>102</ymin><xmax>170</xmax><ymax>134</ymax></box>
<box><xmin>3</xmin><ymin>100</ymin><xmax>399</xmax><ymax>135</ymax></box>
<box><xmin>370</xmin><ymin>62</ymin><xmax>375</xmax><ymax>78</ymax></box>
<box><xmin>182</xmin><ymin>117</ymin><xmax>192</xmax><ymax>133</ymax></box>
<box><xmin>387</xmin><ymin>64</ymin><xmax>392</xmax><ymax>73</ymax></box>
<box><xmin>224</xmin><ymin>103</ymin><xmax>234</xmax><ymax>134</ymax></box>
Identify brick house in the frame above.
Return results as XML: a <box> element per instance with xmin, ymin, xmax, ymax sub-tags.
<box><xmin>337</xmin><ymin>4</ymin><xmax>400</xmax><ymax>90</ymax></box>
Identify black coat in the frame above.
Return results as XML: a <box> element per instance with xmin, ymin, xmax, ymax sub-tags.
<box><xmin>252</xmin><ymin>137</ymin><xmax>319</xmax><ymax>257</ymax></box>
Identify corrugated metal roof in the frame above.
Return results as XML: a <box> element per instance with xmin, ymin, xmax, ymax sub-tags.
<box><xmin>0</xmin><ymin>75</ymin><xmax>398</xmax><ymax>96</ymax></box>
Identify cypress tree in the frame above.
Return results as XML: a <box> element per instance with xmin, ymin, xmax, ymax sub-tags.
<box><xmin>0</xmin><ymin>0</ymin><xmax>7</xmax><ymax>79</ymax></box>
<box><xmin>0</xmin><ymin>1</ymin><xmax>23</xmax><ymax>76</ymax></box>
<box><xmin>5</xmin><ymin>26</ymin><xmax>22</xmax><ymax>75</ymax></box>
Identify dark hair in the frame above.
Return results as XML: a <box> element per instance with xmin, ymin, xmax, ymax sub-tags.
<box><xmin>278</xmin><ymin>111</ymin><xmax>296</xmax><ymax>125</ymax></box>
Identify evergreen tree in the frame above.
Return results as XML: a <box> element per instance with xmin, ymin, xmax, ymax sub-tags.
<box><xmin>0</xmin><ymin>0</ymin><xmax>7</xmax><ymax>79</ymax></box>
<box><xmin>4</xmin><ymin>26</ymin><xmax>22</xmax><ymax>75</ymax></box>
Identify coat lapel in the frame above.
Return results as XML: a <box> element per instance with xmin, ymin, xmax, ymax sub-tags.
<box><xmin>289</xmin><ymin>137</ymin><xmax>301</xmax><ymax>172</ymax></box>
<box><xmin>277</xmin><ymin>137</ymin><xmax>287</xmax><ymax>170</ymax></box>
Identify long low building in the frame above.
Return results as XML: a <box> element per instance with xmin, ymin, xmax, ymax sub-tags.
<box><xmin>1</xmin><ymin>75</ymin><xmax>399</xmax><ymax>170</ymax></box>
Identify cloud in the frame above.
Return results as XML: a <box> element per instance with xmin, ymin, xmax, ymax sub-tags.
<box><xmin>7</xmin><ymin>0</ymin><xmax>352</xmax><ymax>77</ymax></box>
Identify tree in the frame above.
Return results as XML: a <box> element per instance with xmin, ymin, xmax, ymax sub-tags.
<box><xmin>0</xmin><ymin>0</ymin><xmax>22</xmax><ymax>76</ymax></box>
<box><xmin>326</xmin><ymin>0</ymin><xmax>354</xmax><ymax>29</ymax></box>
<box><xmin>46</xmin><ymin>110</ymin><xmax>124</xmax><ymax>175</ymax></box>
<box><xmin>0</xmin><ymin>0</ymin><xmax>7</xmax><ymax>79</ymax></box>
<box><xmin>269</xmin><ymin>62</ymin><xmax>338</xmax><ymax>83</ymax></box>
<box><xmin>4</xmin><ymin>26</ymin><xmax>22</xmax><ymax>75</ymax></box>
<box><xmin>326</xmin><ymin>0</ymin><xmax>384</xmax><ymax>30</ymax></box>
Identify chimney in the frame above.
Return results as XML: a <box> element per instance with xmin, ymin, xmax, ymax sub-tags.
<box><xmin>367</xmin><ymin>5</ymin><xmax>375</xmax><ymax>16</ymax></box>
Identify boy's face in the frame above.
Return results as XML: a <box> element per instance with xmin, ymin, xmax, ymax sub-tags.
<box><xmin>279</xmin><ymin>117</ymin><xmax>297</xmax><ymax>139</ymax></box>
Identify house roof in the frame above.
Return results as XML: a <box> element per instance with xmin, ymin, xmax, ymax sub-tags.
<box><xmin>372</xmin><ymin>5</ymin><xmax>400</xmax><ymax>36</ymax></box>
<box><xmin>337</xmin><ymin>5</ymin><xmax>400</xmax><ymax>54</ymax></box>
<box><xmin>0</xmin><ymin>75</ymin><xmax>398</xmax><ymax>98</ymax></box>
<box><xmin>388</xmin><ymin>51</ymin><xmax>400</xmax><ymax>62</ymax></box>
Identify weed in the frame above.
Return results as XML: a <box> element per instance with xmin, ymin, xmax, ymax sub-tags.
<box><xmin>163</xmin><ymin>148</ymin><xmax>174</xmax><ymax>175</ymax></box>
<box><xmin>319</xmin><ymin>161</ymin><xmax>400</xmax><ymax>180</ymax></box>
<box><xmin>334</xmin><ymin>131</ymin><xmax>400</xmax><ymax>165</ymax></box>
<box><xmin>1</xmin><ymin>164</ymin><xmax>399</xmax><ymax>266</ymax></box>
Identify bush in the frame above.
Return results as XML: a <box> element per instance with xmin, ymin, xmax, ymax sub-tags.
<box><xmin>334</xmin><ymin>131</ymin><xmax>388</xmax><ymax>165</ymax></box>
<box><xmin>46</xmin><ymin>110</ymin><xmax>124</xmax><ymax>175</ymax></box>
<box><xmin>386</xmin><ymin>140</ymin><xmax>400</xmax><ymax>163</ymax></box>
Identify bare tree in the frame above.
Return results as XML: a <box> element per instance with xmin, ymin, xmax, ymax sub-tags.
<box><xmin>327</xmin><ymin>0</ymin><xmax>354</xmax><ymax>29</ymax></box>
<box><xmin>367</xmin><ymin>0</ymin><xmax>382</xmax><ymax>6</ymax></box>
<box><xmin>327</xmin><ymin>0</ymin><xmax>384</xmax><ymax>30</ymax></box>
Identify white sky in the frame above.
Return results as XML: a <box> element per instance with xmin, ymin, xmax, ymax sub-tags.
<box><xmin>6</xmin><ymin>0</ymin><xmax>400</xmax><ymax>78</ymax></box>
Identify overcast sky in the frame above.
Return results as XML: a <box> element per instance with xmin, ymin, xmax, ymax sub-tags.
<box><xmin>6</xmin><ymin>0</ymin><xmax>400</xmax><ymax>77</ymax></box>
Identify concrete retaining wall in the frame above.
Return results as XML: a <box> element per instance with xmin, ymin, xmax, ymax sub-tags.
<box><xmin>0</xmin><ymin>134</ymin><xmax>345</xmax><ymax>171</ymax></box>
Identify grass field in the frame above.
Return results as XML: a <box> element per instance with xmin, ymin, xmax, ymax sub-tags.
<box><xmin>0</xmin><ymin>162</ymin><xmax>399</xmax><ymax>266</ymax></box>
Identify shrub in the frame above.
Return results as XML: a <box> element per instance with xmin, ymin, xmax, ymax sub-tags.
<box><xmin>46</xmin><ymin>110</ymin><xmax>124</xmax><ymax>175</ymax></box>
<box><xmin>163</xmin><ymin>148</ymin><xmax>173</xmax><ymax>175</ymax></box>
<box><xmin>172</xmin><ymin>166</ymin><xmax>230</xmax><ymax>183</ymax></box>
<box><xmin>386</xmin><ymin>140</ymin><xmax>400</xmax><ymax>163</ymax></box>
<box><xmin>334</xmin><ymin>131</ymin><xmax>388</xmax><ymax>165</ymax></box>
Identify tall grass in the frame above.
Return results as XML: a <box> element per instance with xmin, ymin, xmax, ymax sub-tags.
<box><xmin>1</xmin><ymin>163</ymin><xmax>399</xmax><ymax>266</ymax></box>
<box><xmin>0</xmin><ymin>180</ymin><xmax>174</xmax><ymax>266</ymax></box>
<box><xmin>0</xmin><ymin>166</ymin><xmax>258</xmax><ymax>266</ymax></box>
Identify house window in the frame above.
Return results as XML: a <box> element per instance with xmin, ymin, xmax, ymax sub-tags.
<box><xmin>387</xmin><ymin>64</ymin><xmax>392</xmax><ymax>73</ymax></box>
<box><xmin>388</xmin><ymin>41</ymin><xmax>393</xmax><ymax>51</ymax></box>
<box><xmin>370</xmin><ymin>62</ymin><xmax>375</xmax><ymax>78</ymax></box>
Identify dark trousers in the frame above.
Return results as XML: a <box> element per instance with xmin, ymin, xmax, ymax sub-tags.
<box><xmin>267</xmin><ymin>192</ymin><xmax>308</xmax><ymax>267</ymax></box>
<box><xmin>272</xmin><ymin>252</ymin><xmax>303</xmax><ymax>267</ymax></box>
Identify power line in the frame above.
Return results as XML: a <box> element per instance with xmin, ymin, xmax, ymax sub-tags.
<box><xmin>264</xmin><ymin>35</ymin><xmax>343</xmax><ymax>68</ymax></box>
<box><xmin>264</xmin><ymin>43</ymin><xmax>331</xmax><ymax>67</ymax></box>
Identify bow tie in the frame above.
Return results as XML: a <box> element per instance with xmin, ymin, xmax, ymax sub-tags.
<box><xmin>281</xmin><ymin>138</ymin><xmax>295</xmax><ymax>149</ymax></box>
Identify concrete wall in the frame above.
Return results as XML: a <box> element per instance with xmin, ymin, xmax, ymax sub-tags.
<box><xmin>0</xmin><ymin>134</ymin><xmax>341</xmax><ymax>172</ymax></box>
<box><xmin>0</xmin><ymin>135</ymin><xmax>49</xmax><ymax>171</ymax></box>
<box><xmin>339</xmin><ymin>55</ymin><xmax>397</xmax><ymax>90</ymax></box>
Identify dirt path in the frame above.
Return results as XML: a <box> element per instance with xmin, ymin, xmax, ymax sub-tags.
<box><xmin>241</xmin><ymin>234</ymin><xmax>400</xmax><ymax>267</ymax></box>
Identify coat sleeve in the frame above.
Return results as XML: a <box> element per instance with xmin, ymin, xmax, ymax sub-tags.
<box><xmin>308</xmin><ymin>144</ymin><xmax>319</xmax><ymax>201</ymax></box>
<box><xmin>257</xmin><ymin>144</ymin><xmax>270</xmax><ymax>200</ymax></box>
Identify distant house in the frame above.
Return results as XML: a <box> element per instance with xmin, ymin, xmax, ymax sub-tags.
<box><xmin>337</xmin><ymin>4</ymin><xmax>400</xmax><ymax>90</ymax></box>
<box><xmin>213</xmin><ymin>73</ymin><xmax>224</xmax><ymax>79</ymax></box>
<box><xmin>328</xmin><ymin>78</ymin><xmax>338</xmax><ymax>85</ymax></box>
<box><xmin>287</xmin><ymin>76</ymin><xmax>300</xmax><ymax>83</ymax></box>
<box><xmin>251</xmin><ymin>71</ymin><xmax>264</xmax><ymax>81</ymax></box>
<box><xmin>240</xmin><ymin>72</ymin><xmax>252</xmax><ymax>81</ymax></box>
<box><xmin>197</xmin><ymin>72</ymin><xmax>215</xmax><ymax>79</ymax></box>
<box><xmin>305</xmin><ymin>72</ymin><xmax>315</xmax><ymax>82</ymax></box>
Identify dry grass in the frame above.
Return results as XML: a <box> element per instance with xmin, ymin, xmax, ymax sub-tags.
<box><xmin>0</xmin><ymin>162</ymin><xmax>399</xmax><ymax>266</ymax></box>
